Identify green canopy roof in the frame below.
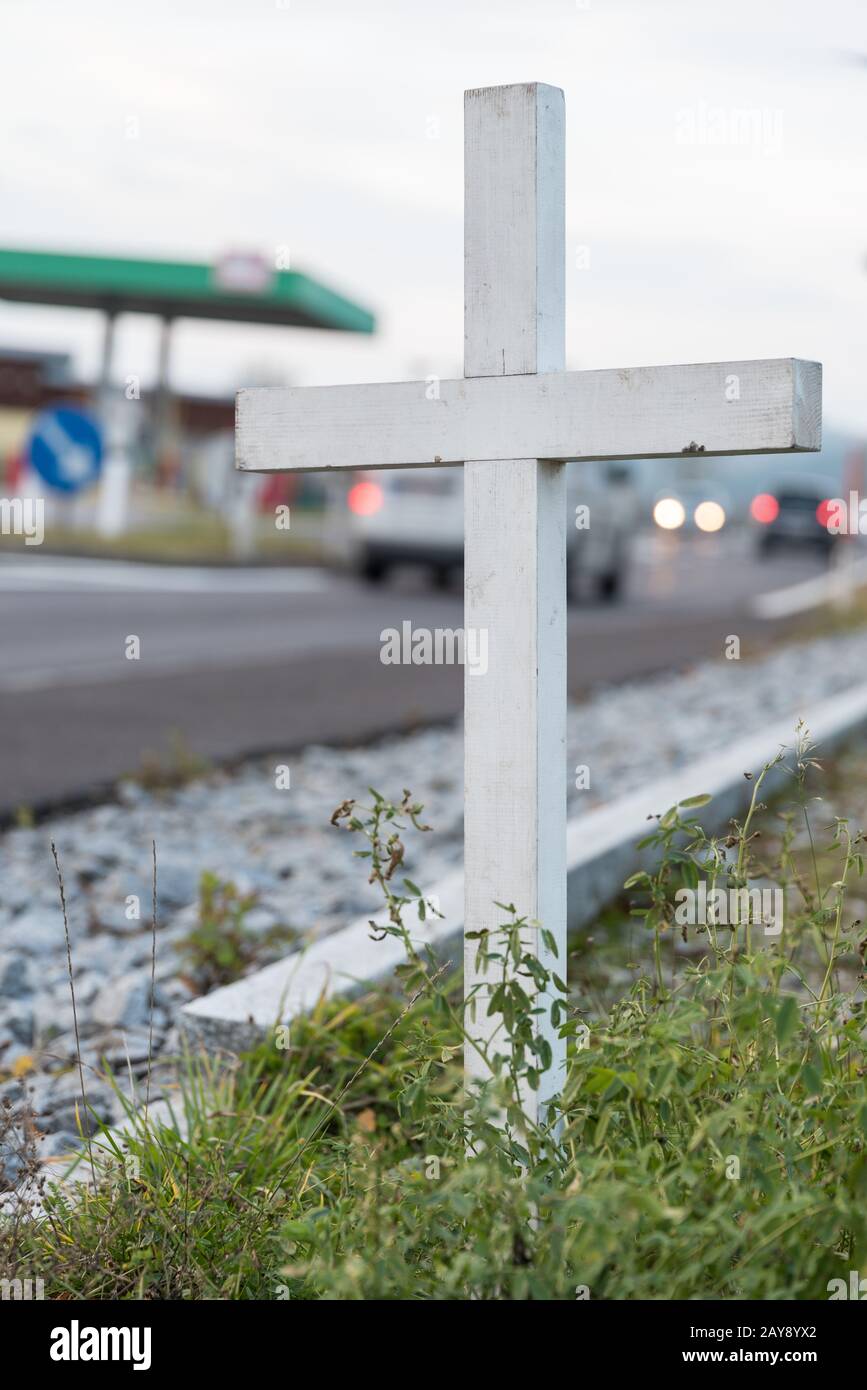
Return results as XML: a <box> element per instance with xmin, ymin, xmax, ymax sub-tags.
<box><xmin>0</xmin><ymin>247</ymin><xmax>375</xmax><ymax>333</ymax></box>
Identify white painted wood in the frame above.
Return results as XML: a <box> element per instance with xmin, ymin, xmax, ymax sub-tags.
<box><xmin>236</xmin><ymin>357</ymin><xmax>822</xmax><ymax>472</ymax></box>
<box><xmin>463</xmin><ymin>83</ymin><xmax>567</xmax><ymax>1126</ymax></box>
<box><xmin>464</xmin><ymin>83</ymin><xmax>564</xmax><ymax>377</ymax></box>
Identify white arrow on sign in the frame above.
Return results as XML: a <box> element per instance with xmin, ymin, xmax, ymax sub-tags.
<box><xmin>38</xmin><ymin>415</ymin><xmax>96</xmax><ymax>482</ymax></box>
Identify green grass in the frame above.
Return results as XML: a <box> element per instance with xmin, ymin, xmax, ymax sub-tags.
<box><xmin>0</xmin><ymin>511</ymin><xmax>325</xmax><ymax>564</ymax></box>
<box><xmin>3</xmin><ymin>738</ymin><xmax>867</xmax><ymax>1299</ymax></box>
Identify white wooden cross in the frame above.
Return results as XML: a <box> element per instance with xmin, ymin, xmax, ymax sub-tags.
<box><xmin>236</xmin><ymin>83</ymin><xmax>821</xmax><ymax>1124</ymax></box>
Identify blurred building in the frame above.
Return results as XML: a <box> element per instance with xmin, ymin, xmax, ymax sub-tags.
<box><xmin>0</xmin><ymin>247</ymin><xmax>376</xmax><ymax>535</ymax></box>
<box><xmin>0</xmin><ymin>344</ymin><xmax>236</xmax><ymax>482</ymax></box>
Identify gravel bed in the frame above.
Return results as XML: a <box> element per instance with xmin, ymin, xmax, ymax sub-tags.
<box><xmin>3</xmin><ymin>620</ymin><xmax>867</xmax><ymax>1171</ymax></box>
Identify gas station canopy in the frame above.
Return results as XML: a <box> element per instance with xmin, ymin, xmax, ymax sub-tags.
<box><xmin>0</xmin><ymin>247</ymin><xmax>375</xmax><ymax>333</ymax></box>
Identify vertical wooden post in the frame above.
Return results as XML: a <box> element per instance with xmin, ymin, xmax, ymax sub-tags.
<box><xmin>463</xmin><ymin>84</ymin><xmax>567</xmax><ymax>1123</ymax></box>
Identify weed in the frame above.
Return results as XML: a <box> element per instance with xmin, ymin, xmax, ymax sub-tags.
<box><xmin>4</xmin><ymin>728</ymin><xmax>867</xmax><ymax>1300</ymax></box>
<box><xmin>175</xmin><ymin>871</ymin><xmax>298</xmax><ymax>994</ymax></box>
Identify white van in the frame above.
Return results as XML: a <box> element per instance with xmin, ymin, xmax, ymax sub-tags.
<box><xmin>338</xmin><ymin>461</ymin><xmax>635</xmax><ymax>600</ymax></box>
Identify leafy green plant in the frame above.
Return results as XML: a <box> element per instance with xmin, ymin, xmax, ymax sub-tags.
<box><xmin>5</xmin><ymin>728</ymin><xmax>867</xmax><ymax>1300</ymax></box>
<box><xmin>175</xmin><ymin>871</ymin><xmax>297</xmax><ymax>993</ymax></box>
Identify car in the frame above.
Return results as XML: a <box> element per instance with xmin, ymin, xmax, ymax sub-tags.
<box><xmin>750</xmin><ymin>475</ymin><xmax>838</xmax><ymax>557</ymax></box>
<box><xmin>338</xmin><ymin>461</ymin><xmax>636</xmax><ymax>601</ymax></box>
<box><xmin>346</xmin><ymin>467</ymin><xmax>461</xmax><ymax>588</ymax></box>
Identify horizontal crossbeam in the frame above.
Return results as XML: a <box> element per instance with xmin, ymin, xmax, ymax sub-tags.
<box><xmin>236</xmin><ymin>357</ymin><xmax>821</xmax><ymax>473</ymax></box>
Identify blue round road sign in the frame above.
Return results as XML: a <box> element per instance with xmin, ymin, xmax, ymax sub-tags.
<box><xmin>27</xmin><ymin>404</ymin><xmax>103</xmax><ymax>494</ymax></box>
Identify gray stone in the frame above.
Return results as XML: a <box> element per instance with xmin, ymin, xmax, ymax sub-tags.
<box><xmin>0</xmin><ymin>911</ymin><xmax>64</xmax><ymax>956</ymax></box>
<box><xmin>152</xmin><ymin>974</ymin><xmax>194</xmax><ymax>1005</ymax></box>
<box><xmin>161</xmin><ymin>903</ymin><xmax>198</xmax><ymax>934</ymax></box>
<box><xmin>257</xmin><ymin>890</ymin><xmax>302</xmax><ymax>924</ymax></box>
<box><xmin>0</xmin><ymin>1005</ymin><xmax>34</xmax><ymax>1047</ymax></box>
<box><xmin>264</xmin><ymin>851</ymin><xmax>296</xmax><ymax>879</ymax></box>
<box><xmin>153</xmin><ymin>858</ymin><xmax>201</xmax><ymax>910</ymax></box>
<box><xmin>68</xmin><ymin>971</ymin><xmax>106</xmax><ymax>1008</ymax></box>
<box><xmin>31</xmin><ymin>994</ymin><xmax>80</xmax><ymax>1043</ymax></box>
<box><xmin>88</xmin><ymin>876</ymin><xmax>154</xmax><ymax>934</ymax></box>
<box><xmin>48</xmin><ymin>1097</ymin><xmax>110</xmax><ymax>1138</ymax></box>
<box><xmin>240</xmin><ymin>907</ymin><xmax>280</xmax><ymax>937</ymax></box>
<box><xmin>99</xmin><ymin>1032</ymin><xmax>161</xmax><ymax>1069</ymax></box>
<box><xmin>91</xmin><ymin>973</ymin><xmax>166</xmax><ymax>1032</ymax></box>
<box><xmin>68</xmin><ymin>936</ymin><xmax>137</xmax><ymax>975</ymax></box>
<box><xmin>116</xmin><ymin>780</ymin><xmax>150</xmax><ymax>807</ymax></box>
<box><xmin>71</xmin><ymin>856</ymin><xmax>109</xmax><ymax>886</ymax></box>
<box><xmin>119</xmin><ymin>937</ymin><xmax>161</xmax><ymax>970</ymax></box>
<box><xmin>84</xmin><ymin>834</ymin><xmax>125</xmax><ymax>868</ymax></box>
<box><xmin>0</xmin><ymin>1146</ymin><xmax>28</xmax><ymax>1185</ymax></box>
<box><xmin>0</xmin><ymin>954</ymin><xmax>33</xmax><ymax>999</ymax></box>
<box><xmin>29</xmin><ymin>1068</ymin><xmax>88</xmax><ymax>1107</ymax></box>
<box><xmin>4</xmin><ymin>880</ymin><xmax>35</xmax><ymax>915</ymax></box>
<box><xmin>39</xmin><ymin>1130</ymin><xmax>83</xmax><ymax>1160</ymax></box>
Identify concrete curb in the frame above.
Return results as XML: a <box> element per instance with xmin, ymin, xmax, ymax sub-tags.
<box><xmin>179</xmin><ymin>678</ymin><xmax>867</xmax><ymax>1052</ymax></box>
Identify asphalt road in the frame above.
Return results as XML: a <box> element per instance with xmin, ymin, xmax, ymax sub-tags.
<box><xmin>0</xmin><ymin>535</ymin><xmax>824</xmax><ymax>816</ymax></box>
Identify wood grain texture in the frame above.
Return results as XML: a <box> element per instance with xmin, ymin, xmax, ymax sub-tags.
<box><xmin>464</xmin><ymin>82</ymin><xmax>565</xmax><ymax>377</ymax></box>
<box><xmin>236</xmin><ymin>358</ymin><xmax>822</xmax><ymax>472</ymax></box>
<box><xmin>462</xmin><ymin>83</ymin><xmax>567</xmax><ymax>1122</ymax></box>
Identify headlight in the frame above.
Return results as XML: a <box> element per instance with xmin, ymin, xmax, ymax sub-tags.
<box><xmin>694</xmin><ymin>500</ymin><xmax>725</xmax><ymax>533</ymax></box>
<box><xmin>653</xmin><ymin>497</ymin><xmax>686</xmax><ymax>530</ymax></box>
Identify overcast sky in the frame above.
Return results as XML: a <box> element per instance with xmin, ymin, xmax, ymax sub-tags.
<box><xmin>3</xmin><ymin>0</ymin><xmax>866</xmax><ymax>434</ymax></box>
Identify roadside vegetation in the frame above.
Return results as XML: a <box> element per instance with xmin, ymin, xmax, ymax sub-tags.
<box><xmin>2</xmin><ymin>729</ymin><xmax>867</xmax><ymax>1300</ymax></box>
<box><xmin>175</xmin><ymin>870</ymin><xmax>299</xmax><ymax>994</ymax></box>
<box><xmin>0</xmin><ymin>507</ymin><xmax>325</xmax><ymax>565</ymax></box>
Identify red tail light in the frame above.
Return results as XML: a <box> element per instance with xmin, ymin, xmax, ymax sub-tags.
<box><xmin>816</xmin><ymin>499</ymin><xmax>833</xmax><ymax>529</ymax></box>
<box><xmin>347</xmin><ymin>480</ymin><xmax>384</xmax><ymax>516</ymax></box>
<box><xmin>750</xmin><ymin>493</ymin><xmax>779</xmax><ymax>524</ymax></box>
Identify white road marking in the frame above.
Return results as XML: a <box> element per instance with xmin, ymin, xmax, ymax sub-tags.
<box><xmin>0</xmin><ymin>559</ymin><xmax>330</xmax><ymax>594</ymax></box>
